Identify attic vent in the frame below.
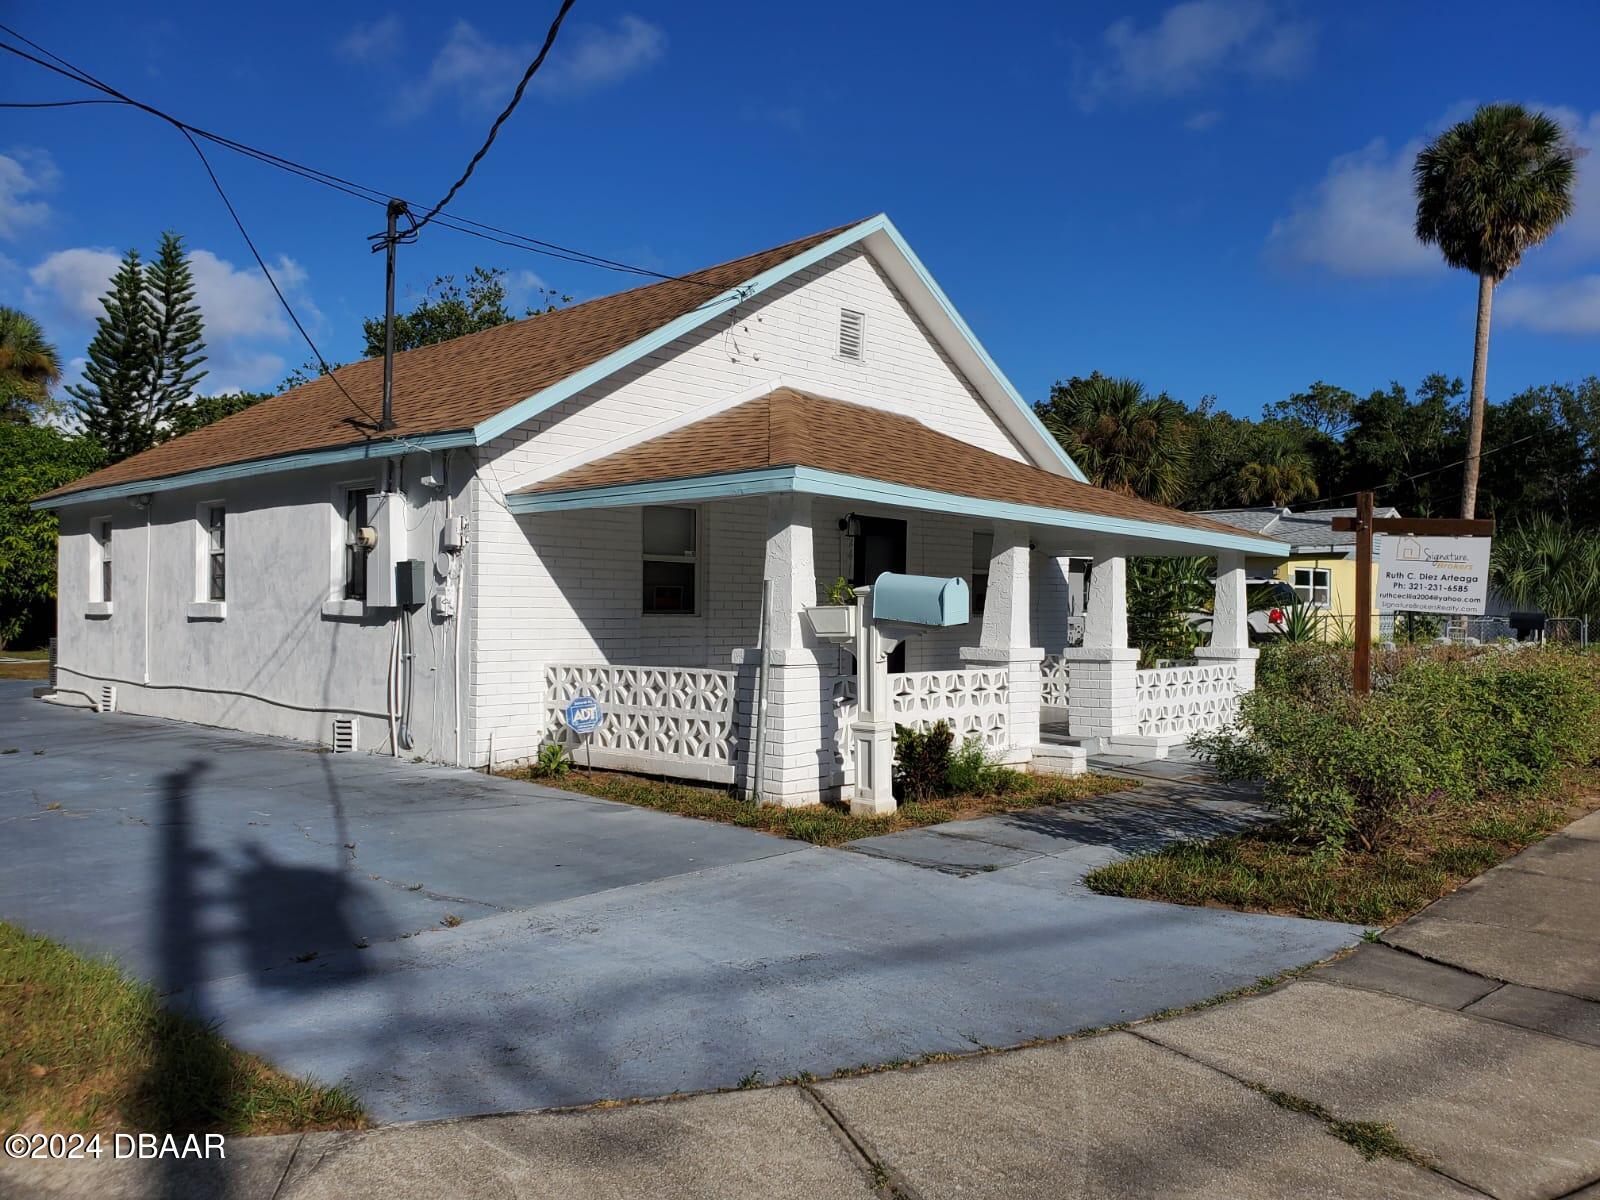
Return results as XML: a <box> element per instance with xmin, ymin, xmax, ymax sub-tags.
<box><xmin>98</xmin><ymin>684</ymin><xmax>116</xmax><ymax>713</ymax></box>
<box><xmin>837</xmin><ymin>308</ymin><xmax>865</xmax><ymax>361</ymax></box>
<box><xmin>331</xmin><ymin>716</ymin><xmax>359</xmax><ymax>753</ymax></box>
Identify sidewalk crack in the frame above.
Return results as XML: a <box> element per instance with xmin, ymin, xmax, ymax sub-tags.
<box><xmin>800</xmin><ymin>1083</ymin><xmax>926</xmax><ymax>1200</ymax></box>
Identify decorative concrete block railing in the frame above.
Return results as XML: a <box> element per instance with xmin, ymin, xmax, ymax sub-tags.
<box><xmin>830</xmin><ymin>669</ymin><xmax>1012</xmax><ymax>777</ymax></box>
<box><xmin>1039</xmin><ymin>653</ymin><xmax>1072</xmax><ymax>709</ymax></box>
<box><xmin>545</xmin><ymin>664</ymin><xmax>738</xmax><ymax>784</ymax></box>
<box><xmin>1134</xmin><ymin>662</ymin><xmax>1242</xmax><ymax>739</ymax></box>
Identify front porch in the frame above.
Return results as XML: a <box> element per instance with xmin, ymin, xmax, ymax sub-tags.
<box><xmin>512</xmin><ymin>388</ymin><xmax>1286</xmax><ymax>808</ymax></box>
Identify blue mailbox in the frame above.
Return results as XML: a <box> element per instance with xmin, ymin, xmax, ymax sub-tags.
<box><xmin>870</xmin><ymin>573</ymin><xmax>970</xmax><ymax>627</ymax></box>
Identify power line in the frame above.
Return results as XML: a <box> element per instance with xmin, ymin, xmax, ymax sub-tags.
<box><xmin>411</xmin><ymin>0</ymin><xmax>575</xmax><ymax>233</ymax></box>
<box><xmin>1301</xmin><ymin>430</ymin><xmax>1543</xmax><ymax>511</ymax></box>
<box><xmin>0</xmin><ymin>25</ymin><xmax>726</xmax><ymax>289</ymax></box>
<box><xmin>0</xmin><ymin>97</ymin><xmax>122</xmax><ymax>108</ymax></box>
<box><xmin>179</xmin><ymin>127</ymin><xmax>378</xmax><ymax>428</ymax></box>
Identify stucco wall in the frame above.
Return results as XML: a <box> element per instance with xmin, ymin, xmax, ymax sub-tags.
<box><xmin>54</xmin><ymin>451</ymin><xmax>471</xmax><ymax>760</ymax></box>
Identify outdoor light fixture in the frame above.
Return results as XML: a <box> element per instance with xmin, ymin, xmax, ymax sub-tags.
<box><xmin>839</xmin><ymin>514</ymin><xmax>861</xmax><ymax>537</ymax></box>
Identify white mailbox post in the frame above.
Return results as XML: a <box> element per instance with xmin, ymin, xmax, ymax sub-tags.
<box><xmin>806</xmin><ymin>573</ymin><xmax>970</xmax><ymax>817</ymax></box>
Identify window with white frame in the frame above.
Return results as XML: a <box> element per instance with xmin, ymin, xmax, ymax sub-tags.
<box><xmin>1292</xmin><ymin>566</ymin><xmax>1331</xmax><ymax>607</ymax></box>
<box><xmin>202</xmin><ymin>504</ymin><xmax>226</xmax><ymax>601</ymax></box>
<box><xmin>343</xmin><ymin>487</ymin><xmax>374</xmax><ymax>601</ymax></box>
<box><xmin>643</xmin><ymin>506</ymin><xmax>697</xmax><ymax>614</ymax></box>
<box><xmin>971</xmin><ymin>530</ymin><xmax>993</xmax><ymax>615</ymax></box>
<box><xmin>93</xmin><ymin>518</ymin><xmax>113</xmax><ymax>604</ymax></box>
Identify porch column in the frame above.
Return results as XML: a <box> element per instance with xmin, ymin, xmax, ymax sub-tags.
<box><xmin>1059</xmin><ymin>555</ymin><xmax>1141</xmax><ymax>751</ymax></box>
<box><xmin>961</xmin><ymin>522</ymin><xmax>1043</xmax><ymax>765</ymax></box>
<box><xmin>734</xmin><ymin>493</ymin><xmax>827</xmax><ymax>807</ymax></box>
<box><xmin>1196</xmin><ymin>550</ymin><xmax>1259</xmax><ymax>692</ymax></box>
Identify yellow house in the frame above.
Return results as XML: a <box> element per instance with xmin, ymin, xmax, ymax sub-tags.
<box><xmin>1196</xmin><ymin>506</ymin><xmax>1398</xmax><ymax>640</ymax></box>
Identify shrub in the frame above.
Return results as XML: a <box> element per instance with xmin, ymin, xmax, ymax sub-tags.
<box><xmin>1198</xmin><ymin>646</ymin><xmax>1600</xmax><ymax>851</ymax></box>
<box><xmin>894</xmin><ymin>721</ymin><xmax>954</xmax><ymax>801</ymax></box>
<box><xmin>947</xmin><ymin>735</ymin><xmax>1025</xmax><ymax>796</ymax></box>
<box><xmin>531</xmin><ymin>743</ymin><xmax>572</xmax><ymax>778</ymax></box>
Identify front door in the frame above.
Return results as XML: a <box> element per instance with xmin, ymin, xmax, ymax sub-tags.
<box><xmin>852</xmin><ymin>516</ymin><xmax>908</xmax><ymax>673</ymax></box>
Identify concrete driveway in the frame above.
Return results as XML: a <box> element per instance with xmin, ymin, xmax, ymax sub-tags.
<box><xmin>0</xmin><ymin>682</ymin><xmax>1362</xmax><ymax>1123</ymax></box>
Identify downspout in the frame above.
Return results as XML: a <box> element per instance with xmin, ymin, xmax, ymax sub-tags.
<box><xmin>750</xmin><ymin>580</ymin><xmax>772</xmax><ymax>802</ymax></box>
<box><xmin>141</xmin><ymin>497</ymin><xmax>152</xmax><ymax>684</ymax></box>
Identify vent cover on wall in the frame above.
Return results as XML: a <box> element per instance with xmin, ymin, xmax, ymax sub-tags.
<box><xmin>838</xmin><ymin>308</ymin><xmax>865</xmax><ymax>360</ymax></box>
<box><xmin>331</xmin><ymin>716</ymin><xmax>359</xmax><ymax>753</ymax></box>
<box><xmin>98</xmin><ymin>684</ymin><xmax>116</xmax><ymax>713</ymax></box>
<box><xmin>48</xmin><ymin>638</ymin><xmax>57</xmax><ymax>689</ymax></box>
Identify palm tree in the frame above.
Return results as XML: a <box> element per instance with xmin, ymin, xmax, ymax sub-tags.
<box><xmin>1234</xmin><ymin>429</ymin><xmax>1319</xmax><ymax>507</ymax></box>
<box><xmin>1414</xmin><ymin>104</ymin><xmax>1578</xmax><ymax>519</ymax></box>
<box><xmin>1491</xmin><ymin>514</ymin><xmax>1600</xmax><ymax>620</ymax></box>
<box><xmin>0</xmin><ymin>307</ymin><xmax>63</xmax><ymax>422</ymax></box>
<box><xmin>1038</xmin><ymin>373</ymin><xmax>1191</xmax><ymax>505</ymax></box>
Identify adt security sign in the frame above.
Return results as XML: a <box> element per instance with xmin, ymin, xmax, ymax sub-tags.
<box><xmin>565</xmin><ymin>696</ymin><xmax>603</xmax><ymax>734</ymax></box>
<box><xmin>1377</xmin><ymin>535</ymin><xmax>1491</xmax><ymax>616</ymax></box>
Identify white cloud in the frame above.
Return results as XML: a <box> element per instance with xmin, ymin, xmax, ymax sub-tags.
<box><xmin>27</xmin><ymin>245</ymin><xmax>311</xmax><ymax>392</ymax></box>
<box><xmin>0</xmin><ymin>148</ymin><xmax>59</xmax><ymax>239</ymax></box>
<box><xmin>1076</xmin><ymin>0</ymin><xmax>1313</xmax><ymax>109</ymax></box>
<box><xmin>403</xmin><ymin>15</ymin><xmax>665</xmax><ymax>116</ymax></box>
<box><xmin>337</xmin><ymin>14</ymin><xmax>403</xmax><ymax>63</ymax></box>
<box><xmin>1265</xmin><ymin>137</ymin><xmax>1439</xmax><ymax>277</ymax></box>
<box><xmin>28</xmin><ymin>247</ymin><xmax>123</xmax><ymax>319</ymax></box>
<box><xmin>1499</xmin><ymin>275</ymin><xmax>1600</xmax><ymax>335</ymax></box>
<box><xmin>1267</xmin><ymin>102</ymin><xmax>1600</xmax><ymax>280</ymax></box>
<box><xmin>530</xmin><ymin>14</ymin><xmax>666</xmax><ymax>96</ymax></box>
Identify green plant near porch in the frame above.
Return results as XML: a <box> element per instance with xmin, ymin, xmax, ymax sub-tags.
<box><xmin>1127</xmin><ymin>556</ymin><xmax>1212</xmax><ymax>667</ymax></box>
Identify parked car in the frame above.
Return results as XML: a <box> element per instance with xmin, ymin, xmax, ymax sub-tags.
<box><xmin>1188</xmin><ymin>577</ymin><xmax>1299</xmax><ymax>639</ymax></box>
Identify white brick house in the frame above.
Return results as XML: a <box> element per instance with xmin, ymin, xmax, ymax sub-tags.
<box><xmin>38</xmin><ymin>216</ymin><xmax>1287</xmax><ymax>806</ymax></box>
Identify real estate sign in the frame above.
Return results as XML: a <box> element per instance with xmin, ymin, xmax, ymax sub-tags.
<box><xmin>1376</xmin><ymin>535</ymin><xmax>1491</xmax><ymax>616</ymax></box>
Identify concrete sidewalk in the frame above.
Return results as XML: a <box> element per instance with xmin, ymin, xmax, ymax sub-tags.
<box><xmin>13</xmin><ymin>809</ymin><xmax>1600</xmax><ymax>1199</ymax></box>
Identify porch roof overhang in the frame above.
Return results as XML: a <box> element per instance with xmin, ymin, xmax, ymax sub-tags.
<box><xmin>509</xmin><ymin>390</ymin><xmax>1290</xmax><ymax>559</ymax></box>
<box><xmin>509</xmin><ymin>464</ymin><xmax>1288</xmax><ymax>557</ymax></box>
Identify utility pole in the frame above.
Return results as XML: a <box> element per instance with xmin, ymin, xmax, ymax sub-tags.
<box><xmin>373</xmin><ymin>198</ymin><xmax>411</xmax><ymax>432</ymax></box>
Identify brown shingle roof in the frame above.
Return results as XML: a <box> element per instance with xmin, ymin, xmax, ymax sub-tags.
<box><xmin>521</xmin><ymin>388</ymin><xmax>1267</xmax><ymax>542</ymax></box>
<box><xmin>44</xmin><ymin>221</ymin><xmax>864</xmax><ymax>500</ymax></box>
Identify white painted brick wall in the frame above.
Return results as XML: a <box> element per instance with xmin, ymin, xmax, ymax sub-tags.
<box><xmin>467</xmin><ymin>243</ymin><xmax>1058</xmax><ymax>766</ymax></box>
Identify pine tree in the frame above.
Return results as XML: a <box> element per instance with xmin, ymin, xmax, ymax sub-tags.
<box><xmin>147</xmin><ymin>231</ymin><xmax>207</xmax><ymax>418</ymax></box>
<box><xmin>66</xmin><ymin>249</ymin><xmax>157</xmax><ymax>462</ymax></box>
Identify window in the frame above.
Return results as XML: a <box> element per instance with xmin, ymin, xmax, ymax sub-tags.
<box><xmin>643</xmin><ymin>506</ymin><xmax>697</xmax><ymax>614</ymax></box>
<box><xmin>837</xmin><ymin>308</ymin><xmax>865</xmax><ymax>360</ymax></box>
<box><xmin>343</xmin><ymin>488</ymin><xmax>374</xmax><ymax>601</ymax></box>
<box><xmin>204</xmin><ymin>504</ymin><xmax>226</xmax><ymax>601</ymax></box>
<box><xmin>1292</xmin><ymin>567</ymin><xmax>1331</xmax><ymax>607</ymax></box>
<box><xmin>971</xmin><ymin>531</ymin><xmax>993</xmax><ymax>615</ymax></box>
<box><xmin>94</xmin><ymin>518</ymin><xmax>113</xmax><ymax>604</ymax></box>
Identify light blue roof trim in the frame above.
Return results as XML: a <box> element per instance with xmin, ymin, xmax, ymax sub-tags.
<box><xmin>870</xmin><ymin>217</ymin><xmax>1086</xmax><ymax>483</ymax></box>
<box><xmin>511</xmin><ymin>467</ymin><xmax>1290</xmax><ymax>556</ymax></box>
<box><xmin>471</xmin><ymin>217</ymin><xmax>892</xmax><ymax>447</ymax></box>
<box><xmin>32</xmin><ymin>430</ymin><xmax>472</xmax><ymax>510</ymax></box>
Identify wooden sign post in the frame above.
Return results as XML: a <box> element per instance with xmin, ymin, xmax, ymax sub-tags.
<box><xmin>1332</xmin><ymin>492</ymin><xmax>1494</xmax><ymax>695</ymax></box>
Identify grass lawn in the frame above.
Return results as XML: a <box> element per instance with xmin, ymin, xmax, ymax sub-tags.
<box><xmin>1085</xmin><ymin>776</ymin><xmax>1595</xmax><ymax>926</ymax></box>
<box><xmin>506</xmin><ymin>766</ymin><xmax>1136</xmax><ymax>847</ymax></box>
<box><xmin>0</xmin><ymin>654</ymin><xmax>48</xmax><ymax>681</ymax></box>
<box><xmin>0</xmin><ymin>922</ymin><xmax>366</xmax><ymax>1136</ymax></box>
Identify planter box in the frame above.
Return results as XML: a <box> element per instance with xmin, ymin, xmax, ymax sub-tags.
<box><xmin>804</xmin><ymin>605</ymin><xmax>858</xmax><ymax>643</ymax></box>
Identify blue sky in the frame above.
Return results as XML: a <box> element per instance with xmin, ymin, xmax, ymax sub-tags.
<box><xmin>4</xmin><ymin>0</ymin><xmax>1599</xmax><ymax>417</ymax></box>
